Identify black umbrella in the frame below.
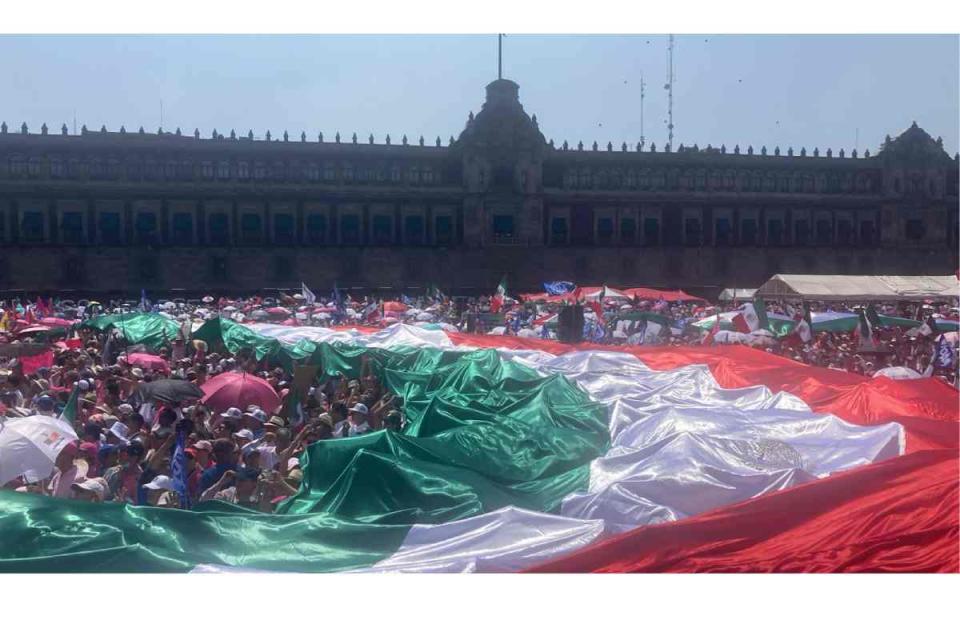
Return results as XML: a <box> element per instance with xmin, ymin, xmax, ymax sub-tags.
<box><xmin>128</xmin><ymin>379</ymin><xmax>203</xmax><ymax>407</ymax></box>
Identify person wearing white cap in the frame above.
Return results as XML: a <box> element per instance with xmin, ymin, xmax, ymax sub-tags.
<box><xmin>142</xmin><ymin>475</ymin><xmax>179</xmax><ymax>507</ymax></box>
<box><xmin>71</xmin><ymin>477</ymin><xmax>108</xmax><ymax>502</ymax></box>
<box><xmin>337</xmin><ymin>402</ymin><xmax>370</xmax><ymax>437</ymax></box>
<box><xmin>105</xmin><ymin>421</ymin><xmax>130</xmax><ymax>446</ymax></box>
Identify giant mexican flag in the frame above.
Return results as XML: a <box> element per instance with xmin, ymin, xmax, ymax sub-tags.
<box><xmin>0</xmin><ymin>322</ymin><xmax>956</xmax><ymax>572</ymax></box>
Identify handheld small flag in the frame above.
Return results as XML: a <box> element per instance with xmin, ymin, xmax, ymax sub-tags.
<box><xmin>935</xmin><ymin>335</ymin><xmax>954</xmax><ymax>369</ymax></box>
<box><xmin>169</xmin><ymin>427</ymin><xmax>191</xmax><ymax>509</ymax></box>
<box><xmin>855</xmin><ymin>308</ymin><xmax>878</xmax><ymax>350</ymax></box>
<box><xmin>302</xmin><ymin>283</ymin><xmax>317</xmax><ymax>305</ymax></box>
<box><xmin>59</xmin><ymin>383</ymin><xmax>80</xmax><ymax>425</ymax></box>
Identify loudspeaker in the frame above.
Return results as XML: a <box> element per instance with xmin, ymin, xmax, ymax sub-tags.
<box><xmin>557</xmin><ymin>304</ymin><xmax>585</xmax><ymax>344</ymax></box>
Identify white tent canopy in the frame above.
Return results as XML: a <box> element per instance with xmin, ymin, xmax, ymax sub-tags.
<box><xmin>718</xmin><ymin>288</ymin><xmax>757</xmax><ymax>301</ymax></box>
<box><xmin>755</xmin><ymin>274</ymin><xmax>958</xmax><ymax>302</ymax></box>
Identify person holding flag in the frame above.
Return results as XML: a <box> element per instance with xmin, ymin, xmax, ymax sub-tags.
<box><xmin>490</xmin><ymin>276</ymin><xmax>509</xmax><ymax>313</ymax></box>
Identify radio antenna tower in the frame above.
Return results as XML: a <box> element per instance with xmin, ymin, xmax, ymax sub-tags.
<box><xmin>666</xmin><ymin>34</ymin><xmax>675</xmax><ymax>149</ymax></box>
<box><xmin>640</xmin><ymin>73</ymin><xmax>646</xmax><ymax>148</ymax></box>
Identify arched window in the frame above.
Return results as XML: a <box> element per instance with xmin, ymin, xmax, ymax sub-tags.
<box><xmin>217</xmin><ymin>161</ymin><xmax>230</xmax><ymax>179</ymax></box>
<box><xmin>238</xmin><ymin>162</ymin><xmax>250</xmax><ymax>179</ymax></box>
<box><xmin>343</xmin><ymin>163</ymin><xmax>354</xmax><ymax>182</ymax></box>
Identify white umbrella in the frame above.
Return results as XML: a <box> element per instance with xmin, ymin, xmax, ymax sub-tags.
<box><xmin>0</xmin><ymin>415</ymin><xmax>78</xmax><ymax>486</ymax></box>
<box><xmin>517</xmin><ymin>328</ymin><xmax>539</xmax><ymax>338</ymax></box>
<box><xmin>295</xmin><ymin>312</ymin><xmax>308</xmax><ymax>320</ymax></box>
<box><xmin>487</xmin><ymin>327</ymin><xmax>507</xmax><ymax>335</ymax></box>
<box><xmin>202</xmin><ymin>296</ymin><xmax>215</xmax><ymax>304</ymax></box>
<box><xmin>874</xmin><ymin>366</ymin><xmax>923</xmax><ymax>380</ymax></box>
<box><xmin>416</xmin><ymin>312</ymin><xmax>433</xmax><ymax>322</ymax></box>
<box><xmin>222</xmin><ymin>306</ymin><xmax>238</xmax><ymax>312</ymax></box>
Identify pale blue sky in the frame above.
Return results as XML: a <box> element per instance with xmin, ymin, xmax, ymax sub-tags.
<box><xmin>0</xmin><ymin>34</ymin><xmax>957</xmax><ymax>155</ymax></box>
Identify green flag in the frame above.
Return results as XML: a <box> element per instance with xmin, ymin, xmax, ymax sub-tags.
<box><xmin>754</xmin><ymin>298</ymin><xmax>770</xmax><ymax>331</ymax></box>
<box><xmin>59</xmin><ymin>384</ymin><xmax>79</xmax><ymax>426</ymax></box>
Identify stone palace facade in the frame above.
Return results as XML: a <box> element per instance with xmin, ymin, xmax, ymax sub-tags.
<box><xmin>1</xmin><ymin>78</ymin><xmax>957</xmax><ymax>296</ymax></box>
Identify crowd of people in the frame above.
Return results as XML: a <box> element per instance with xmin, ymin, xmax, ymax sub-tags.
<box><xmin>0</xmin><ymin>285</ymin><xmax>957</xmax><ymax>510</ymax></box>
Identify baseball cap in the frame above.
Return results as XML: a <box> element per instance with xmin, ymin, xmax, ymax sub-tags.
<box><xmin>193</xmin><ymin>440</ymin><xmax>213</xmax><ymax>452</ymax></box>
<box><xmin>78</xmin><ymin>442</ymin><xmax>99</xmax><ymax>458</ymax></box>
<box><xmin>220</xmin><ymin>407</ymin><xmax>243</xmax><ymax>420</ymax></box>
<box><xmin>36</xmin><ymin>396</ymin><xmax>55</xmax><ymax>411</ymax></box>
<box><xmin>71</xmin><ymin>477</ymin><xmax>108</xmax><ymax>501</ymax></box>
<box><xmin>348</xmin><ymin>403</ymin><xmax>368</xmax><ymax>416</ymax></box>
<box><xmin>97</xmin><ymin>444</ymin><xmax>118</xmax><ymax>460</ymax></box>
<box><xmin>117</xmin><ymin>403</ymin><xmax>134</xmax><ymax>416</ymax></box>
<box><xmin>233</xmin><ymin>429</ymin><xmax>255</xmax><ymax>441</ymax></box>
<box><xmin>143</xmin><ymin>475</ymin><xmax>175</xmax><ymax>491</ymax></box>
<box><xmin>243</xmin><ymin>409</ymin><xmax>268</xmax><ymax>423</ymax></box>
<box><xmin>287</xmin><ymin>457</ymin><xmax>301</xmax><ymax>471</ymax></box>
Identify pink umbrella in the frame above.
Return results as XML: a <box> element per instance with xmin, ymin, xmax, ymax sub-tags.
<box><xmin>125</xmin><ymin>352</ymin><xmax>171</xmax><ymax>375</ymax></box>
<box><xmin>265</xmin><ymin>307</ymin><xmax>290</xmax><ymax>316</ymax></box>
<box><xmin>383</xmin><ymin>301</ymin><xmax>408</xmax><ymax>312</ymax></box>
<box><xmin>200</xmin><ymin>372</ymin><xmax>281</xmax><ymax>414</ymax></box>
<box><xmin>39</xmin><ymin>317</ymin><xmax>75</xmax><ymax>328</ymax></box>
<box><xmin>15</xmin><ymin>325</ymin><xmax>53</xmax><ymax>336</ymax></box>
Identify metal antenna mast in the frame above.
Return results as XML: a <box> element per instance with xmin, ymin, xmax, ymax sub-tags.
<box><xmin>666</xmin><ymin>34</ymin><xmax>675</xmax><ymax>150</ymax></box>
<box><xmin>498</xmin><ymin>34</ymin><xmax>503</xmax><ymax>80</ymax></box>
<box><xmin>640</xmin><ymin>73</ymin><xmax>646</xmax><ymax>148</ymax></box>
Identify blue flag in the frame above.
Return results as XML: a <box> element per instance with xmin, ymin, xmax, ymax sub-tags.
<box><xmin>936</xmin><ymin>335</ymin><xmax>954</xmax><ymax>369</ymax></box>
<box><xmin>543</xmin><ymin>281</ymin><xmax>575</xmax><ymax>296</ymax></box>
<box><xmin>170</xmin><ymin>428</ymin><xmax>190</xmax><ymax>509</ymax></box>
<box><xmin>332</xmin><ymin>283</ymin><xmax>345</xmax><ymax>312</ymax></box>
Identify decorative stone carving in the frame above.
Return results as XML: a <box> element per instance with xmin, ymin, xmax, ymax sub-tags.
<box><xmin>61</xmin><ymin>124</ymin><xmax>68</xmax><ymax>135</ymax></box>
<box><xmin>22</xmin><ymin>122</ymin><xmax>29</xmax><ymax>134</ymax></box>
<box><xmin>283</xmin><ymin>130</ymin><xmax>289</xmax><ymax>142</ymax></box>
<box><xmin>419</xmin><ymin>135</ymin><xmax>424</xmax><ymax>146</ymax></box>
<box><xmin>265</xmin><ymin>130</ymin><xmax>271</xmax><ymax>141</ymax></box>
<box><xmin>175</xmin><ymin>127</ymin><xmax>182</xmax><ymax>136</ymax></box>
<box><xmin>41</xmin><ymin>123</ymin><xmax>48</xmax><ymax>135</ymax></box>
<box><xmin>402</xmin><ymin>134</ymin><xmax>408</xmax><ymax>145</ymax></box>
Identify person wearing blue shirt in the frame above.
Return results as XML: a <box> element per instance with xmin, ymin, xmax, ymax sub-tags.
<box><xmin>199</xmin><ymin>439</ymin><xmax>239</xmax><ymax>492</ymax></box>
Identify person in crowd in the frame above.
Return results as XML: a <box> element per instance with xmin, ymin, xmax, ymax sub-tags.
<box><xmin>2</xmin><ymin>289</ymin><xmax>956</xmax><ymax>515</ymax></box>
